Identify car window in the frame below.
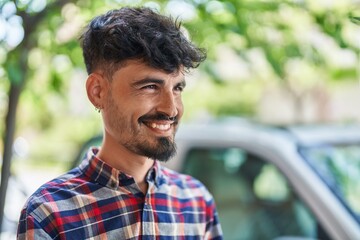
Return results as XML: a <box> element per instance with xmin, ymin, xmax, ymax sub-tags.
<box><xmin>300</xmin><ymin>144</ymin><xmax>360</xmax><ymax>223</ymax></box>
<box><xmin>182</xmin><ymin>147</ymin><xmax>330</xmax><ymax>240</ymax></box>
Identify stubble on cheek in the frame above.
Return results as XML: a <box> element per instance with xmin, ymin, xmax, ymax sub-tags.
<box><xmin>105</xmin><ymin>93</ymin><xmax>177</xmax><ymax>161</ymax></box>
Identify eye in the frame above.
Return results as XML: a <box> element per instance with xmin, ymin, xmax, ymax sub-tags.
<box><xmin>142</xmin><ymin>85</ymin><xmax>158</xmax><ymax>90</ymax></box>
<box><xmin>174</xmin><ymin>85</ymin><xmax>185</xmax><ymax>92</ymax></box>
<box><xmin>174</xmin><ymin>80</ymin><xmax>186</xmax><ymax>93</ymax></box>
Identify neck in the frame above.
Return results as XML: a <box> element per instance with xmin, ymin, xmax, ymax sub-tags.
<box><xmin>96</xmin><ymin>134</ymin><xmax>154</xmax><ymax>194</ymax></box>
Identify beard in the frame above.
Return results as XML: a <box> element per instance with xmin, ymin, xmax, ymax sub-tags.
<box><xmin>131</xmin><ymin>136</ymin><xmax>177</xmax><ymax>162</ymax></box>
<box><xmin>106</xmin><ymin>93</ymin><xmax>177</xmax><ymax>162</ymax></box>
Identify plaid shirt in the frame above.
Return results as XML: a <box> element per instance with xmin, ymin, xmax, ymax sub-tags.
<box><xmin>17</xmin><ymin>148</ymin><xmax>223</xmax><ymax>239</ymax></box>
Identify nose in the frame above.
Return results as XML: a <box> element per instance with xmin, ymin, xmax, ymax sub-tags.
<box><xmin>156</xmin><ymin>90</ymin><xmax>181</xmax><ymax>118</ymax></box>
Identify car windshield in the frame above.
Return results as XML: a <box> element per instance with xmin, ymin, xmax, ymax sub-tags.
<box><xmin>300</xmin><ymin>143</ymin><xmax>360</xmax><ymax>223</ymax></box>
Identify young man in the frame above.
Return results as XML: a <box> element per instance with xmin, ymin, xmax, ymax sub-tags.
<box><xmin>17</xmin><ymin>6</ymin><xmax>223</xmax><ymax>239</ymax></box>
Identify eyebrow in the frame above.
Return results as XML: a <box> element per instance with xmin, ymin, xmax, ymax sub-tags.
<box><xmin>131</xmin><ymin>78</ymin><xmax>164</xmax><ymax>87</ymax></box>
<box><xmin>131</xmin><ymin>77</ymin><xmax>186</xmax><ymax>88</ymax></box>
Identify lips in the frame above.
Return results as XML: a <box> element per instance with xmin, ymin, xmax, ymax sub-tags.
<box><xmin>139</xmin><ymin>114</ymin><xmax>177</xmax><ymax>132</ymax></box>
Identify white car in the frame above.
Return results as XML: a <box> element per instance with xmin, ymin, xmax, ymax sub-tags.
<box><xmin>74</xmin><ymin>118</ymin><xmax>360</xmax><ymax>240</ymax></box>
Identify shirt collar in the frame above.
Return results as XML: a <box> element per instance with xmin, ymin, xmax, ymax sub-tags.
<box><xmin>79</xmin><ymin>147</ymin><xmax>162</xmax><ymax>189</ymax></box>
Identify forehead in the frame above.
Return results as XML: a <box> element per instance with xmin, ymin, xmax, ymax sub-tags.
<box><xmin>111</xmin><ymin>60</ymin><xmax>185</xmax><ymax>83</ymax></box>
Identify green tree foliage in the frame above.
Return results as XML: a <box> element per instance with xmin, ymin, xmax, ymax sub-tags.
<box><xmin>181</xmin><ymin>0</ymin><xmax>359</xmax><ymax>119</ymax></box>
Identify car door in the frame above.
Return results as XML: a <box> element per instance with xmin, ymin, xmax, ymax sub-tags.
<box><xmin>180</xmin><ymin>146</ymin><xmax>331</xmax><ymax>240</ymax></box>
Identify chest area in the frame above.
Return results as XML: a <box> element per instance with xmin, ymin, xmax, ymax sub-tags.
<box><xmin>38</xmin><ymin>186</ymin><xmax>207</xmax><ymax>239</ymax></box>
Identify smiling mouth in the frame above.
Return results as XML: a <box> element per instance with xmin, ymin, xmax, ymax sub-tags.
<box><xmin>148</xmin><ymin>123</ymin><xmax>171</xmax><ymax>130</ymax></box>
<box><xmin>142</xmin><ymin>121</ymin><xmax>174</xmax><ymax>132</ymax></box>
<box><xmin>139</xmin><ymin>114</ymin><xmax>178</xmax><ymax>132</ymax></box>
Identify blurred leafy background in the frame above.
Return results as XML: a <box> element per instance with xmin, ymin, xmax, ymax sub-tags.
<box><xmin>0</xmin><ymin>0</ymin><xmax>360</xmax><ymax>230</ymax></box>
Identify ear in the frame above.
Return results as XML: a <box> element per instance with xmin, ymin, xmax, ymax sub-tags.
<box><xmin>86</xmin><ymin>73</ymin><xmax>108</xmax><ymax>109</ymax></box>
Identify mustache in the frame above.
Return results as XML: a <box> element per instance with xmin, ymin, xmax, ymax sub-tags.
<box><xmin>139</xmin><ymin>113</ymin><xmax>178</xmax><ymax>123</ymax></box>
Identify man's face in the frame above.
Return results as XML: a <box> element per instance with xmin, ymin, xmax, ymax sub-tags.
<box><xmin>102</xmin><ymin>60</ymin><xmax>185</xmax><ymax>162</ymax></box>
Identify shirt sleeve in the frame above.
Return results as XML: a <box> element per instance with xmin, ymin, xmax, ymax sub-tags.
<box><xmin>204</xmin><ymin>196</ymin><xmax>223</xmax><ymax>240</ymax></box>
<box><xmin>17</xmin><ymin>207</ymin><xmax>52</xmax><ymax>240</ymax></box>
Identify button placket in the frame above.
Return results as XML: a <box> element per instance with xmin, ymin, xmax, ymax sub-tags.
<box><xmin>142</xmin><ymin>179</ymin><xmax>156</xmax><ymax>237</ymax></box>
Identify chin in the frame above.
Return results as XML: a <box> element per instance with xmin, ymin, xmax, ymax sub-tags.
<box><xmin>141</xmin><ymin>137</ymin><xmax>177</xmax><ymax>162</ymax></box>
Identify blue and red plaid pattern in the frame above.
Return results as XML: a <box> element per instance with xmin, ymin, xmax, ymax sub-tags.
<box><xmin>17</xmin><ymin>148</ymin><xmax>223</xmax><ymax>239</ymax></box>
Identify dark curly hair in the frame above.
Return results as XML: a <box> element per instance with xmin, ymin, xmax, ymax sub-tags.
<box><xmin>80</xmin><ymin>7</ymin><xmax>206</xmax><ymax>76</ymax></box>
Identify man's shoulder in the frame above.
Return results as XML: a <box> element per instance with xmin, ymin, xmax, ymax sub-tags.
<box><xmin>159</xmin><ymin>165</ymin><xmax>213</xmax><ymax>200</ymax></box>
<box><xmin>18</xmin><ymin>166</ymin><xmax>102</xmax><ymax>238</ymax></box>
<box><xmin>160</xmin><ymin>165</ymin><xmax>201</xmax><ymax>185</ymax></box>
<box><xmin>22</xmin><ymin>167</ymin><xmax>86</xmax><ymax>211</ymax></box>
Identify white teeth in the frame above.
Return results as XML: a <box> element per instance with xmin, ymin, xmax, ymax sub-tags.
<box><xmin>158</xmin><ymin>124</ymin><xmax>170</xmax><ymax>130</ymax></box>
<box><xmin>149</xmin><ymin>123</ymin><xmax>171</xmax><ymax>130</ymax></box>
